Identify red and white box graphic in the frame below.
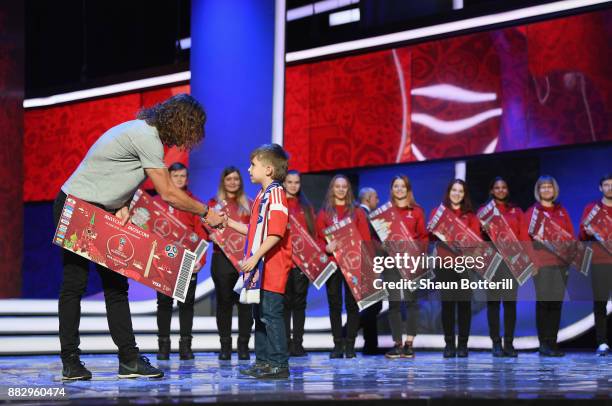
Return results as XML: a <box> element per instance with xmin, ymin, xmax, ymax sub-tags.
<box><xmin>582</xmin><ymin>204</ymin><xmax>612</xmax><ymax>256</ymax></box>
<box><xmin>205</xmin><ymin>201</ymin><xmax>247</xmax><ymax>271</ymax></box>
<box><xmin>428</xmin><ymin>204</ymin><xmax>502</xmax><ymax>281</ymax></box>
<box><xmin>129</xmin><ymin>188</ymin><xmax>209</xmax><ymax>264</ymax></box>
<box><xmin>53</xmin><ymin>195</ymin><xmax>195</xmax><ymax>301</ymax></box>
<box><xmin>477</xmin><ymin>200</ymin><xmax>535</xmax><ymax>285</ymax></box>
<box><xmin>529</xmin><ymin>207</ymin><xmax>593</xmax><ymax>275</ymax></box>
<box><xmin>369</xmin><ymin>202</ymin><xmax>432</xmax><ymax>285</ymax></box>
<box><xmin>289</xmin><ymin>214</ymin><xmax>337</xmax><ymax>289</ymax></box>
<box><xmin>324</xmin><ymin>217</ymin><xmax>387</xmax><ymax>311</ymax></box>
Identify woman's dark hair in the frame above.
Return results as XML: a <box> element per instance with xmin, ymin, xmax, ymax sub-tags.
<box><xmin>442</xmin><ymin>179</ymin><xmax>473</xmax><ymax>214</ymax></box>
<box><xmin>137</xmin><ymin>94</ymin><xmax>206</xmax><ymax>150</ymax></box>
<box><xmin>488</xmin><ymin>176</ymin><xmax>509</xmax><ymax>202</ymax></box>
<box><xmin>286</xmin><ymin>170</ymin><xmax>315</xmax><ymax>235</ymax></box>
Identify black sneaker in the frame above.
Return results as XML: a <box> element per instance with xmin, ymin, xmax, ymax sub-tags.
<box><xmin>443</xmin><ymin>344</ymin><xmax>456</xmax><ymax>358</ymax></box>
<box><xmin>291</xmin><ymin>341</ymin><xmax>308</xmax><ymax>357</ymax></box>
<box><xmin>401</xmin><ymin>342</ymin><xmax>415</xmax><ymax>358</ymax></box>
<box><xmin>503</xmin><ymin>341</ymin><xmax>518</xmax><ymax>358</ymax></box>
<box><xmin>254</xmin><ymin>366</ymin><xmax>290</xmax><ymax>380</ymax></box>
<box><xmin>239</xmin><ymin>362</ymin><xmax>270</xmax><ymax>377</ymax></box>
<box><xmin>118</xmin><ymin>356</ymin><xmax>164</xmax><ymax>379</ymax></box>
<box><xmin>457</xmin><ymin>345</ymin><xmax>469</xmax><ymax>358</ymax></box>
<box><xmin>385</xmin><ymin>343</ymin><xmax>403</xmax><ymax>359</ymax></box>
<box><xmin>62</xmin><ymin>355</ymin><xmax>92</xmax><ymax>381</ymax></box>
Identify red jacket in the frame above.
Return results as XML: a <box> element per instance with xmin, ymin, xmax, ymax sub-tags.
<box><xmin>428</xmin><ymin>206</ymin><xmax>481</xmax><ymax>257</ymax></box>
<box><xmin>208</xmin><ymin>197</ymin><xmax>251</xmax><ymax>254</ymax></box>
<box><xmin>522</xmin><ymin>202</ymin><xmax>575</xmax><ymax>268</ymax></box>
<box><xmin>477</xmin><ymin>201</ymin><xmax>525</xmax><ymax>240</ymax></box>
<box><xmin>152</xmin><ymin>190</ymin><xmax>209</xmax><ymax>268</ymax></box>
<box><xmin>395</xmin><ymin>204</ymin><xmax>428</xmax><ymax>242</ymax></box>
<box><xmin>579</xmin><ymin>201</ymin><xmax>612</xmax><ymax>265</ymax></box>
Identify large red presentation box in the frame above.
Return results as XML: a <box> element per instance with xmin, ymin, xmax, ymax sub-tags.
<box><xmin>129</xmin><ymin>188</ymin><xmax>209</xmax><ymax>264</ymax></box>
<box><xmin>324</xmin><ymin>217</ymin><xmax>387</xmax><ymax>311</ymax></box>
<box><xmin>583</xmin><ymin>204</ymin><xmax>612</xmax><ymax>256</ymax></box>
<box><xmin>53</xmin><ymin>195</ymin><xmax>196</xmax><ymax>302</ymax></box>
<box><xmin>289</xmin><ymin>214</ymin><xmax>337</xmax><ymax>289</ymax></box>
<box><xmin>205</xmin><ymin>201</ymin><xmax>247</xmax><ymax>271</ymax></box>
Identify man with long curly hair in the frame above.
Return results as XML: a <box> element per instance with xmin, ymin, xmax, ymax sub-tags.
<box><xmin>53</xmin><ymin>94</ymin><xmax>224</xmax><ymax>380</ymax></box>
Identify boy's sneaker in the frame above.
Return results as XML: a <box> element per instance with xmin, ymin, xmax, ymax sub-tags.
<box><xmin>385</xmin><ymin>343</ymin><xmax>403</xmax><ymax>359</ymax></box>
<box><xmin>254</xmin><ymin>366</ymin><xmax>290</xmax><ymax>380</ymax></box>
<box><xmin>239</xmin><ymin>362</ymin><xmax>270</xmax><ymax>377</ymax></box>
<box><xmin>62</xmin><ymin>354</ymin><xmax>92</xmax><ymax>381</ymax></box>
<box><xmin>118</xmin><ymin>355</ymin><xmax>164</xmax><ymax>378</ymax></box>
<box><xmin>401</xmin><ymin>342</ymin><xmax>415</xmax><ymax>358</ymax></box>
<box><xmin>596</xmin><ymin>343</ymin><xmax>609</xmax><ymax>356</ymax></box>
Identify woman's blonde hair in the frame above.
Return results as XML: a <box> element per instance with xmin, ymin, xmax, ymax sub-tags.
<box><xmin>534</xmin><ymin>175</ymin><xmax>560</xmax><ymax>203</ymax></box>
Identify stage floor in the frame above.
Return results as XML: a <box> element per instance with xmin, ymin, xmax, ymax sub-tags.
<box><xmin>0</xmin><ymin>351</ymin><xmax>610</xmax><ymax>405</ymax></box>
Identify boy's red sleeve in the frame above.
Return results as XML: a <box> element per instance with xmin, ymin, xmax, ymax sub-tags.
<box><xmin>267</xmin><ymin>188</ymin><xmax>288</xmax><ymax>238</ymax></box>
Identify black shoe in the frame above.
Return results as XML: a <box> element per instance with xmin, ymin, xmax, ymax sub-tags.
<box><xmin>443</xmin><ymin>344</ymin><xmax>456</xmax><ymax>358</ymax></box>
<box><xmin>345</xmin><ymin>339</ymin><xmax>356</xmax><ymax>359</ymax></box>
<box><xmin>291</xmin><ymin>340</ymin><xmax>307</xmax><ymax>357</ymax></box>
<box><xmin>503</xmin><ymin>340</ymin><xmax>518</xmax><ymax>358</ymax></box>
<box><xmin>239</xmin><ymin>362</ymin><xmax>270</xmax><ymax>377</ymax></box>
<box><xmin>179</xmin><ymin>337</ymin><xmax>194</xmax><ymax>360</ymax></box>
<box><xmin>330</xmin><ymin>339</ymin><xmax>344</xmax><ymax>359</ymax></box>
<box><xmin>254</xmin><ymin>366</ymin><xmax>290</xmax><ymax>379</ymax></box>
<box><xmin>402</xmin><ymin>342</ymin><xmax>415</xmax><ymax>358</ymax></box>
<box><xmin>238</xmin><ymin>338</ymin><xmax>250</xmax><ymax>360</ymax></box>
<box><xmin>62</xmin><ymin>354</ymin><xmax>92</xmax><ymax>381</ymax></box>
<box><xmin>219</xmin><ymin>337</ymin><xmax>232</xmax><ymax>361</ymax></box>
<box><xmin>118</xmin><ymin>355</ymin><xmax>164</xmax><ymax>379</ymax></box>
<box><xmin>157</xmin><ymin>337</ymin><xmax>171</xmax><ymax>361</ymax></box>
<box><xmin>492</xmin><ymin>339</ymin><xmax>504</xmax><ymax>357</ymax></box>
<box><xmin>385</xmin><ymin>343</ymin><xmax>403</xmax><ymax>359</ymax></box>
<box><xmin>539</xmin><ymin>342</ymin><xmax>564</xmax><ymax>357</ymax></box>
<box><xmin>457</xmin><ymin>345</ymin><xmax>469</xmax><ymax>358</ymax></box>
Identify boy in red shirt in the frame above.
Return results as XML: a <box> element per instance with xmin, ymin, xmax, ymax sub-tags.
<box><xmin>224</xmin><ymin>144</ymin><xmax>292</xmax><ymax>379</ymax></box>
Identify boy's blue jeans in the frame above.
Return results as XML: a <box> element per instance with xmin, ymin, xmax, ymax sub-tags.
<box><xmin>254</xmin><ymin>290</ymin><xmax>288</xmax><ymax>368</ymax></box>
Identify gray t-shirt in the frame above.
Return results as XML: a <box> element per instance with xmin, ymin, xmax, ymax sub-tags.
<box><xmin>62</xmin><ymin>119</ymin><xmax>166</xmax><ymax>209</ymax></box>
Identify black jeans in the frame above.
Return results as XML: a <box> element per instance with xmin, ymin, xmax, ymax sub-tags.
<box><xmin>486</xmin><ymin>263</ymin><xmax>517</xmax><ymax>342</ymax></box>
<box><xmin>157</xmin><ymin>273</ymin><xmax>198</xmax><ymax>338</ymax></box>
<box><xmin>53</xmin><ymin>191</ymin><xmax>139</xmax><ymax>363</ymax></box>
<box><xmin>591</xmin><ymin>263</ymin><xmax>612</xmax><ymax>345</ymax></box>
<box><xmin>210</xmin><ymin>252</ymin><xmax>253</xmax><ymax>341</ymax></box>
<box><xmin>534</xmin><ymin>265</ymin><xmax>568</xmax><ymax>345</ymax></box>
<box><xmin>254</xmin><ymin>290</ymin><xmax>289</xmax><ymax>368</ymax></box>
<box><xmin>436</xmin><ymin>267</ymin><xmax>472</xmax><ymax>346</ymax></box>
<box><xmin>284</xmin><ymin>267</ymin><xmax>309</xmax><ymax>343</ymax></box>
<box><xmin>385</xmin><ymin>268</ymin><xmax>419</xmax><ymax>342</ymax></box>
<box><xmin>326</xmin><ymin>270</ymin><xmax>360</xmax><ymax>340</ymax></box>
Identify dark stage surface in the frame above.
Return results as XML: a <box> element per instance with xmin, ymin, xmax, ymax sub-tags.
<box><xmin>0</xmin><ymin>352</ymin><xmax>610</xmax><ymax>405</ymax></box>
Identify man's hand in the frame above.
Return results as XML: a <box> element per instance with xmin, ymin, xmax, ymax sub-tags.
<box><xmin>206</xmin><ymin>209</ymin><xmax>225</xmax><ymax>229</ymax></box>
<box><xmin>241</xmin><ymin>255</ymin><xmax>259</xmax><ymax>273</ymax></box>
<box><xmin>115</xmin><ymin>206</ymin><xmax>130</xmax><ymax>226</ymax></box>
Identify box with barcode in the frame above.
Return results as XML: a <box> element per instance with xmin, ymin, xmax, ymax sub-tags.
<box><xmin>53</xmin><ymin>195</ymin><xmax>195</xmax><ymax>302</ymax></box>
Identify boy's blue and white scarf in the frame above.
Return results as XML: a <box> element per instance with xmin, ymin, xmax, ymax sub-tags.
<box><xmin>234</xmin><ymin>181</ymin><xmax>282</xmax><ymax>304</ymax></box>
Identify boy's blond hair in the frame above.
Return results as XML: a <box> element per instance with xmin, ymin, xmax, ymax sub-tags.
<box><xmin>250</xmin><ymin>143</ymin><xmax>289</xmax><ymax>182</ymax></box>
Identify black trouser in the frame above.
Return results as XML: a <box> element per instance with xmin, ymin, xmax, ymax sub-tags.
<box><xmin>360</xmin><ymin>301</ymin><xmax>382</xmax><ymax>350</ymax></box>
<box><xmin>210</xmin><ymin>252</ymin><xmax>253</xmax><ymax>341</ymax></box>
<box><xmin>284</xmin><ymin>267</ymin><xmax>309</xmax><ymax>343</ymax></box>
<box><xmin>591</xmin><ymin>263</ymin><xmax>612</xmax><ymax>345</ymax></box>
<box><xmin>326</xmin><ymin>270</ymin><xmax>360</xmax><ymax>340</ymax></box>
<box><xmin>534</xmin><ymin>265</ymin><xmax>568</xmax><ymax>345</ymax></box>
<box><xmin>385</xmin><ymin>268</ymin><xmax>419</xmax><ymax>342</ymax></box>
<box><xmin>437</xmin><ymin>268</ymin><xmax>472</xmax><ymax>346</ymax></box>
<box><xmin>157</xmin><ymin>273</ymin><xmax>198</xmax><ymax>338</ymax></box>
<box><xmin>53</xmin><ymin>191</ymin><xmax>139</xmax><ymax>363</ymax></box>
<box><xmin>486</xmin><ymin>263</ymin><xmax>517</xmax><ymax>342</ymax></box>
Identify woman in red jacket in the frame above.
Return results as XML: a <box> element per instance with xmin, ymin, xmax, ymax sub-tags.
<box><xmin>209</xmin><ymin>166</ymin><xmax>253</xmax><ymax>360</ymax></box>
<box><xmin>578</xmin><ymin>174</ymin><xmax>612</xmax><ymax>356</ymax></box>
<box><xmin>429</xmin><ymin>179</ymin><xmax>480</xmax><ymax>358</ymax></box>
<box><xmin>478</xmin><ymin>177</ymin><xmax>522</xmax><ymax>357</ymax></box>
<box><xmin>384</xmin><ymin>175</ymin><xmax>427</xmax><ymax>359</ymax></box>
<box><xmin>155</xmin><ymin>162</ymin><xmax>209</xmax><ymax>360</ymax></box>
<box><xmin>316</xmin><ymin>175</ymin><xmax>371</xmax><ymax>359</ymax></box>
<box><xmin>522</xmin><ymin>175</ymin><xmax>572</xmax><ymax>357</ymax></box>
<box><xmin>283</xmin><ymin>170</ymin><xmax>316</xmax><ymax>357</ymax></box>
